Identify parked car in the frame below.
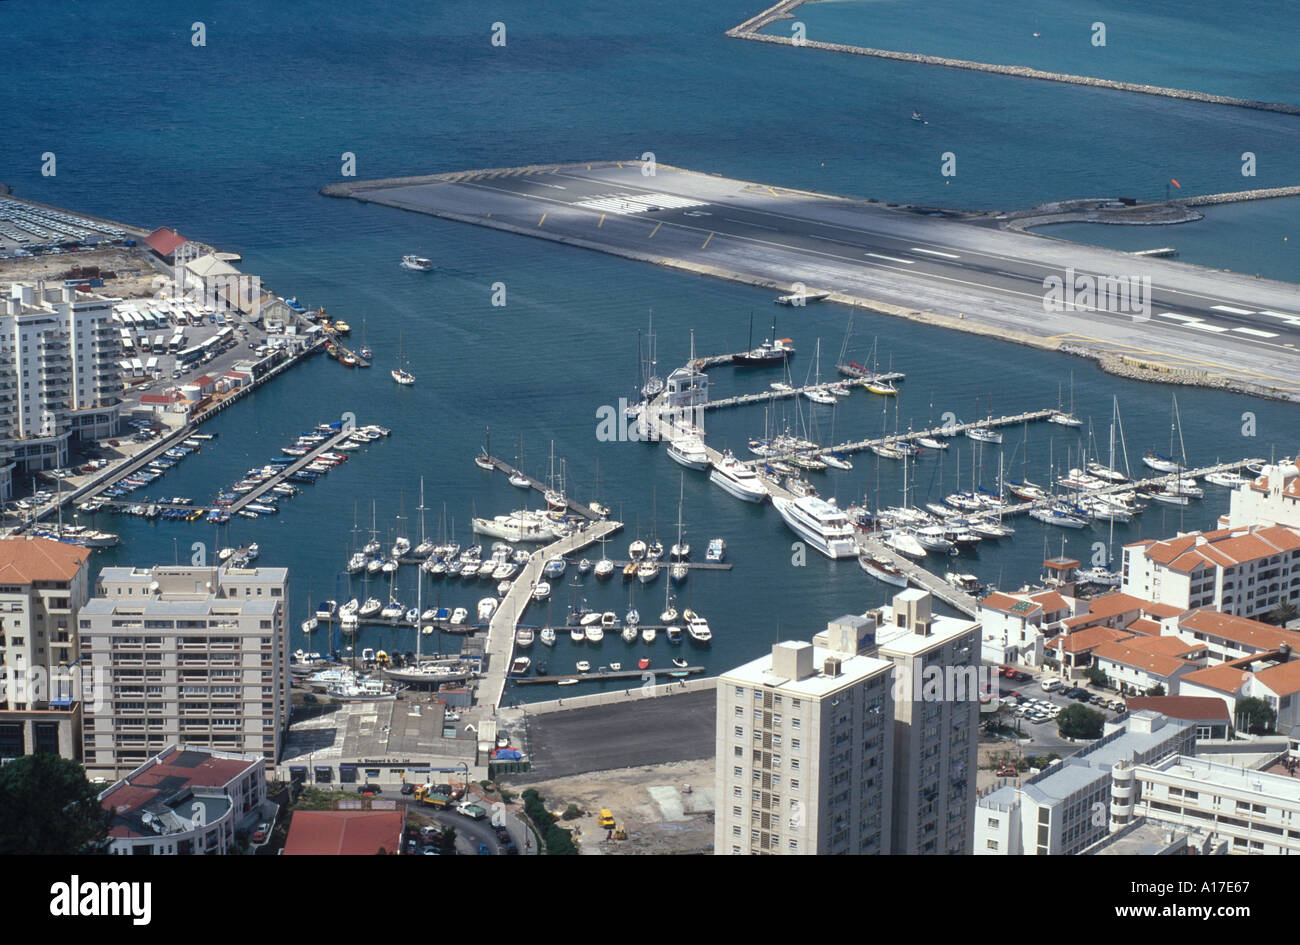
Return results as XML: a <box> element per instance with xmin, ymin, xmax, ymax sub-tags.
<box><xmin>1040</xmin><ymin>678</ymin><xmax>1062</xmax><ymax>692</ymax></box>
<box><xmin>357</xmin><ymin>783</ymin><xmax>382</xmax><ymax>796</ymax></box>
<box><xmin>400</xmin><ymin>782</ymin><xmax>415</xmax><ymax>795</ymax></box>
<box><xmin>477</xmin><ymin>842</ymin><xmax>492</xmax><ymax>855</ymax></box>
<box><xmin>251</xmin><ymin>826</ymin><xmax>268</xmax><ymax>843</ymax></box>
<box><xmin>494</xmin><ymin>826</ymin><xmax>511</xmax><ymax>843</ymax></box>
<box><xmin>456</xmin><ymin>803</ymin><xmax>486</xmax><ymax>820</ymax></box>
<box><xmin>995</xmin><ymin>764</ymin><xmax>1019</xmax><ymax>777</ymax></box>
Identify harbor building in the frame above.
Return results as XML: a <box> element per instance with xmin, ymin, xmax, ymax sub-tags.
<box><xmin>1110</xmin><ymin>754</ymin><xmax>1300</xmax><ymax>855</ymax></box>
<box><xmin>863</xmin><ymin>590</ymin><xmax>981</xmax><ymax>855</ymax></box>
<box><xmin>713</xmin><ymin>638</ymin><xmax>896</xmax><ymax>855</ymax></box>
<box><xmin>975</xmin><ymin>710</ymin><xmax>1195</xmax><ymax>855</ymax></box>
<box><xmin>79</xmin><ymin>565</ymin><xmax>290</xmax><ymax>778</ymax></box>
<box><xmin>1121</xmin><ymin>524</ymin><xmax>1300</xmax><ymax>621</ymax></box>
<box><xmin>0</xmin><ymin>536</ymin><xmax>91</xmax><ymax>762</ymax></box>
<box><xmin>97</xmin><ymin>745</ymin><xmax>266</xmax><ymax>855</ymax></box>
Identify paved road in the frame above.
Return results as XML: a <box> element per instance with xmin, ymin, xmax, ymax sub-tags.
<box><xmin>994</xmin><ymin>677</ymin><xmax>1127</xmax><ymax>753</ymax></box>
<box><xmin>511</xmin><ymin>687</ymin><xmax>716</xmax><ymax>782</ymax></box>
<box><xmin>350</xmin><ymin>163</ymin><xmax>1300</xmax><ymax>392</ymax></box>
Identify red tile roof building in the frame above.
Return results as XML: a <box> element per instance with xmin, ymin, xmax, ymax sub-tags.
<box><xmin>283</xmin><ymin>810</ymin><xmax>406</xmax><ymax>855</ymax></box>
<box><xmin>1123</xmin><ymin>524</ymin><xmax>1300</xmax><ymax>621</ymax></box>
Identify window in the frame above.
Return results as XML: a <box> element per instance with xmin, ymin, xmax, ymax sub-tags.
<box><xmin>790</xmin><ymin>758</ymin><xmax>799</xmax><ymax>770</ymax></box>
<box><xmin>734</xmin><ymin>726</ymin><xmax>743</xmax><ymax>738</ymax></box>
<box><xmin>986</xmin><ymin>839</ymin><xmax>999</xmax><ymax>851</ymax></box>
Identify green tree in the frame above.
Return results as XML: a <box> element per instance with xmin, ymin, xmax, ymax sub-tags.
<box><xmin>1269</xmin><ymin>601</ymin><xmax>1297</xmax><ymax>626</ymax></box>
<box><xmin>1145</xmin><ymin>684</ymin><xmax>1165</xmax><ymax>697</ymax></box>
<box><xmin>1235</xmin><ymin>696</ymin><xmax>1276</xmax><ymax>735</ymax></box>
<box><xmin>0</xmin><ymin>755</ymin><xmax>110</xmax><ymax>855</ymax></box>
<box><xmin>439</xmin><ymin>826</ymin><xmax>458</xmax><ymax>855</ymax></box>
<box><xmin>1056</xmin><ymin>704</ymin><xmax>1105</xmax><ymax>740</ymax></box>
<box><xmin>1084</xmin><ymin>666</ymin><xmax>1109</xmax><ymax>687</ymax></box>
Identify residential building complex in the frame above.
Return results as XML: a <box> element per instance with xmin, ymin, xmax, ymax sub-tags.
<box><xmin>975</xmin><ymin>710</ymin><xmax>1196</xmax><ymax>855</ymax></box>
<box><xmin>79</xmin><ymin>564</ymin><xmax>289</xmax><ymax>777</ymax></box>
<box><xmin>98</xmin><ymin>745</ymin><xmax>266</xmax><ymax>855</ymax></box>
<box><xmin>1</xmin><ymin>282</ymin><xmax>121</xmax><ymax>495</ymax></box>
<box><xmin>1122</xmin><ymin>524</ymin><xmax>1300</xmax><ymax>620</ymax></box>
<box><xmin>0</xmin><ymin>536</ymin><xmax>91</xmax><ymax>761</ymax></box>
<box><xmin>714</xmin><ymin>638</ymin><xmax>895</xmax><ymax>855</ymax></box>
<box><xmin>867</xmin><ymin>589</ymin><xmax>981</xmax><ymax>854</ymax></box>
<box><xmin>1111</xmin><ymin>753</ymin><xmax>1300</xmax><ymax>855</ymax></box>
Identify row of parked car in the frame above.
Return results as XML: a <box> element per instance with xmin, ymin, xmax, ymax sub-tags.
<box><xmin>1040</xmin><ymin>677</ymin><xmax>1127</xmax><ymax>711</ymax></box>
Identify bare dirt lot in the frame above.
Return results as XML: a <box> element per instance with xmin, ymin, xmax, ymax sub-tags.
<box><xmin>508</xmin><ymin>758</ymin><xmax>716</xmax><ymax>855</ymax></box>
<box><xmin>0</xmin><ymin>246</ymin><xmax>162</xmax><ymax>298</ymax></box>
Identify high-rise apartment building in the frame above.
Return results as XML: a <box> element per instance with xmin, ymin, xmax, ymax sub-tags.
<box><xmin>79</xmin><ymin>565</ymin><xmax>289</xmax><ymax>776</ymax></box>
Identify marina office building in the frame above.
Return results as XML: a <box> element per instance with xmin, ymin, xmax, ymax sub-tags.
<box><xmin>0</xmin><ymin>536</ymin><xmax>91</xmax><ymax>762</ymax></box>
<box><xmin>714</xmin><ymin>590</ymin><xmax>980</xmax><ymax>855</ymax></box>
<box><xmin>79</xmin><ymin>565</ymin><xmax>290</xmax><ymax>778</ymax></box>
<box><xmin>0</xmin><ymin>282</ymin><xmax>122</xmax><ymax>498</ymax></box>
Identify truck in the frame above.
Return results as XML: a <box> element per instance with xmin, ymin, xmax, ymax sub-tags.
<box><xmin>598</xmin><ymin>809</ymin><xmax>616</xmax><ymax>830</ymax></box>
<box><xmin>412</xmin><ymin>782</ymin><xmax>463</xmax><ymax>808</ymax></box>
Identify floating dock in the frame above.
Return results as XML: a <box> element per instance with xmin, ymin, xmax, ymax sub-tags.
<box><xmin>514</xmin><ymin>665</ymin><xmax>707</xmax><ymax>685</ymax></box>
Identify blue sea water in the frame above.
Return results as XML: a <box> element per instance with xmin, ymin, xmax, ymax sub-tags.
<box><xmin>1</xmin><ymin>0</ymin><xmax>1297</xmax><ymax>702</ymax></box>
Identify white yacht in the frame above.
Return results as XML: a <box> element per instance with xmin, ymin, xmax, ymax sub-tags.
<box><xmin>400</xmin><ymin>254</ymin><xmax>433</xmax><ymax>271</ymax></box>
<box><xmin>666</xmin><ymin>436</ymin><xmax>710</xmax><ymax>471</ymax></box>
<box><xmin>709</xmin><ymin>451</ymin><xmax>767</xmax><ymax>503</ymax></box>
<box><xmin>771</xmin><ymin>496</ymin><xmax>858</xmax><ymax>559</ymax></box>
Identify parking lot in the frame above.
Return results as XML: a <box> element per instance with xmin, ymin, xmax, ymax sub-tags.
<box><xmin>991</xmin><ymin>668</ymin><xmax>1131</xmax><ymax>748</ymax></box>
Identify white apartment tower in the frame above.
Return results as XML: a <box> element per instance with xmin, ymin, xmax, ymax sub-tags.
<box><xmin>0</xmin><ymin>282</ymin><xmax>121</xmax><ymax>490</ymax></box>
<box><xmin>714</xmin><ymin>639</ymin><xmax>895</xmax><ymax>855</ymax></box>
<box><xmin>872</xmin><ymin>589</ymin><xmax>982</xmax><ymax>855</ymax></box>
<box><xmin>79</xmin><ymin>564</ymin><xmax>290</xmax><ymax>777</ymax></box>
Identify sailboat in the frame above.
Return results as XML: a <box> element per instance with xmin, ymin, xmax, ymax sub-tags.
<box><xmin>1143</xmin><ymin>395</ymin><xmax>1185</xmax><ymax>473</ymax></box>
<box><xmin>509</xmin><ymin>434</ymin><xmax>532</xmax><ymax>488</ymax></box>
<box><xmin>475</xmin><ymin>425</ymin><xmax>494</xmax><ymax>470</ymax></box>
<box><xmin>392</xmin><ymin>331</ymin><xmax>415</xmax><ymax>385</ymax></box>
<box><xmin>803</xmin><ymin>339</ymin><xmax>836</xmax><ymax>405</ymax></box>
<box><xmin>544</xmin><ymin>441</ymin><xmax>566</xmax><ymax>510</ymax></box>
<box><xmin>300</xmin><ymin>579</ymin><xmax>319</xmax><ymax>635</ymax></box>
<box><xmin>1048</xmin><ymin>374</ymin><xmax>1082</xmax><ymax>427</ymax></box>
<box><xmin>735</xmin><ymin>312</ymin><xmax>795</xmax><ymax>365</ymax></box>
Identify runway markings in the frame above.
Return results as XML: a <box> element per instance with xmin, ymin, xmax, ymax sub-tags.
<box><xmin>648</xmin><ymin>222</ymin><xmax>662</xmax><ymax>239</ymax></box>
<box><xmin>574</xmin><ymin>193</ymin><xmax>706</xmax><ymax>215</ymax></box>
<box><xmin>1211</xmin><ymin>304</ymin><xmax>1255</xmax><ymax>315</ymax></box>
<box><xmin>1259</xmin><ymin>310</ymin><xmax>1300</xmax><ymax>327</ymax></box>
<box><xmin>865</xmin><ymin>253</ymin><xmax>914</xmax><ymax>264</ymax></box>
<box><xmin>1158</xmin><ymin>312</ymin><xmax>1229</xmax><ymax>333</ymax></box>
<box><xmin>911</xmin><ymin>247</ymin><xmax>960</xmax><ymax>258</ymax></box>
<box><xmin>702</xmin><ymin>232</ymin><xmax>713</xmax><ymax>249</ymax></box>
<box><xmin>598</xmin><ymin>213</ymin><xmax>605</xmax><ymax>228</ymax></box>
<box><xmin>1233</xmin><ymin>327</ymin><xmax>1280</xmax><ymax>338</ymax></box>
<box><xmin>723</xmin><ymin>217</ymin><xmax>778</xmax><ymax>230</ymax></box>
<box><xmin>538</xmin><ymin>213</ymin><xmax>546</xmax><ymax>226</ymax></box>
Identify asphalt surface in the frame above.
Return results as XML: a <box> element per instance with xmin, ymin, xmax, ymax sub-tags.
<box><xmin>512</xmin><ymin>687</ymin><xmax>716</xmax><ymax>783</ymax></box>
<box><xmin>994</xmin><ymin>677</ymin><xmax>1127</xmax><ymax>753</ymax></box>
<box><xmin>347</xmin><ymin>163</ymin><xmax>1300</xmax><ymax>392</ymax></box>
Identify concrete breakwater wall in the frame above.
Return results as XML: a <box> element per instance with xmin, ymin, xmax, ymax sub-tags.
<box><xmin>1183</xmin><ymin>185</ymin><xmax>1300</xmax><ymax>207</ymax></box>
<box><xmin>728</xmin><ymin>2</ymin><xmax>1300</xmax><ymax>117</ymax></box>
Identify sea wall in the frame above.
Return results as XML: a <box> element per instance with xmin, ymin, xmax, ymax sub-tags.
<box><xmin>728</xmin><ymin>1</ymin><xmax>1300</xmax><ymax>117</ymax></box>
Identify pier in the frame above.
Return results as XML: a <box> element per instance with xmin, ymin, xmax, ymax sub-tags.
<box><xmin>479</xmin><ymin>455</ymin><xmax>604</xmax><ymax>521</ymax></box>
<box><xmin>700</xmin><ymin>372</ymin><xmax>907</xmax><ymax>411</ymax></box>
<box><xmin>857</xmin><ymin>535</ymin><xmax>980</xmax><ymax>616</ymax></box>
<box><xmin>479</xmin><ymin>519</ymin><xmax>624</xmax><ymax>709</ymax></box>
<box><xmin>998</xmin><ymin>459</ymin><xmax>1262</xmax><ymax>516</ymax></box>
<box><xmin>225</xmin><ymin>428</ymin><xmax>355</xmax><ymax>513</ymax></box>
<box><xmin>514</xmin><ymin>665</ymin><xmax>706</xmax><ymax>686</ymax></box>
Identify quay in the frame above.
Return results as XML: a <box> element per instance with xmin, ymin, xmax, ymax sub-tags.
<box><xmin>515</xmin><ymin>666</ymin><xmax>706</xmax><ymax>686</ymax></box>
<box><xmin>479</xmin><ymin>519</ymin><xmax>624</xmax><ymax>709</ymax></box>
<box><xmin>323</xmin><ymin>161</ymin><xmax>1300</xmax><ymax>400</ymax></box>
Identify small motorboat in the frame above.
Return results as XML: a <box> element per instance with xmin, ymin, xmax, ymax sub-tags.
<box><xmin>569</xmin><ymin>626</ymin><xmax>585</xmax><ymax>643</ymax></box>
<box><xmin>641</xmin><ymin>626</ymin><xmax>657</xmax><ymax>644</ymax></box>
<box><xmin>610</xmin><ymin>662</ymin><xmax>622</xmax><ymax>672</ymax></box>
<box><xmin>509</xmin><ymin>656</ymin><xmax>531</xmax><ymax>676</ymax></box>
<box><xmin>638</xmin><ymin>657</ymin><xmax>651</xmax><ymax>670</ymax></box>
<box><xmin>540</xmin><ymin>627</ymin><xmax>557</xmax><ymax>646</ymax></box>
<box><xmin>672</xmin><ymin>657</ymin><xmax>688</xmax><ymax>668</ymax></box>
<box><xmin>576</xmin><ymin>660</ymin><xmax>591</xmax><ymax>673</ymax></box>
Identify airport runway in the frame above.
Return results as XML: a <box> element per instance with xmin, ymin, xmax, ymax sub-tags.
<box><xmin>328</xmin><ymin>162</ymin><xmax>1300</xmax><ymax>395</ymax></box>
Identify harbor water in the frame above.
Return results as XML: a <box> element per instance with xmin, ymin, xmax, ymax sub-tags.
<box><xmin>1</xmin><ymin>0</ymin><xmax>1297</xmax><ymax>702</ymax></box>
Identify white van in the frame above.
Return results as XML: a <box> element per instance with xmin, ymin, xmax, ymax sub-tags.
<box><xmin>1040</xmin><ymin>677</ymin><xmax>1063</xmax><ymax>693</ymax></box>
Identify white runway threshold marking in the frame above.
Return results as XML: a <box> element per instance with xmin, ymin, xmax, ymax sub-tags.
<box><xmin>910</xmin><ymin>247</ymin><xmax>960</xmax><ymax>258</ymax></box>
<box><xmin>1232</xmin><ymin>327</ymin><xmax>1280</xmax><ymax>338</ymax></box>
<box><xmin>865</xmin><ymin>253</ymin><xmax>914</xmax><ymax>264</ymax></box>
<box><xmin>1211</xmin><ymin>304</ymin><xmax>1255</xmax><ymax>315</ymax></box>
<box><xmin>574</xmin><ymin>193</ymin><xmax>707</xmax><ymax>215</ymax></box>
